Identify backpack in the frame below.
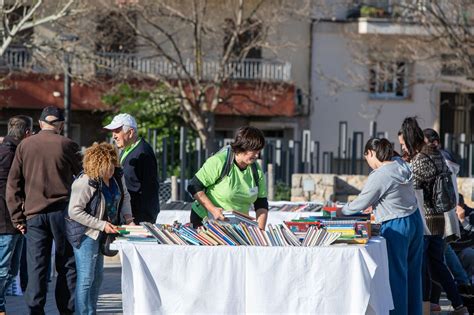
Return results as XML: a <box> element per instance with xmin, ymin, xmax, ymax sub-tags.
<box><xmin>423</xmin><ymin>153</ymin><xmax>457</xmax><ymax>213</ymax></box>
<box><xmin>215</xmin><ymin>145</ymin><xmax>260</xmax><ymax>189</ymax></box>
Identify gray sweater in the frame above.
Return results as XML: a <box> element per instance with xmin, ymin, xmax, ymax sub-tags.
<box><xmin>342</xmin><ymin>157</ymin><xmax>418</xmax><ymax>223</ymax></box>
<box><xmin>68</xmin><ymin>174</ymin><xmax>132</xmax><ymax>240</ymax></box>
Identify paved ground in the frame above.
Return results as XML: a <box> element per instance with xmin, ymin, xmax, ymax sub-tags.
<box><xmin>2</xmin><ymin>261</ymin><xmax>460</xmax><ymax>315</ymax></box>
<box><xmin>6</xmin><ymin>263</ymin><xmax>123</xmax><ymax>315</ymax></box>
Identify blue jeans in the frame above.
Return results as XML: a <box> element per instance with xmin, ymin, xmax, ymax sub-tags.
<box><xmin>423</xmin><ymin>235</ymin><xmax>463</xmax><ymax>308</ymax></box>
<box><xmin>445</xmin><ymin>244</ymin><xmax>470</xmax><ymax>285</ymax></box>
<box><xmin>73</xmin><ymin>235</ymin><xmax>104</xmax><ymax>315</ymax></box>
<box><xmin>0</xmin><ymin>234</ymin><xmax>23</xmax><ymax>312</ymax></box>
<box><xmin>380</xmin><ymin>211</ymin><xmax>424</xmax><ymax>315</ymax></box>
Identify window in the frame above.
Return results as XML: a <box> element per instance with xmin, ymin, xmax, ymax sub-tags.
<box><xmin>369</xmin><ymin>61</ymin><xmax>409</xmax><ymax>99</ymax></box>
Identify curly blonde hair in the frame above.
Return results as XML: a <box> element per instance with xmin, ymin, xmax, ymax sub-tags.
<box><xmin>83</xmin><ymin>142</ymin><xmax>119</xmax><ymax>179</ymax></box>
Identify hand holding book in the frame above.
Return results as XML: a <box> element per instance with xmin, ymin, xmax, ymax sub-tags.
<box><xmin>210</xmin><ymin>207</ymin><xmax>228</xmax><ymax>222</ymax></box>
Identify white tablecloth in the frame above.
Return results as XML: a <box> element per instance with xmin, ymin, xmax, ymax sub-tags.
<box><xmin>156</xmin><ymin>210</ymin><xmax>324</xmax><ymax>225</ymax></box>
<box><xmin>115</xmin><ymin>237</ymin><xmax>393</xmax><ymax>314</ymax></box>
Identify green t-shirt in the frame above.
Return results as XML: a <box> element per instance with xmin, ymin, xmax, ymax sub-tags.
<box><xmin>192</xmin><ymin>149</ymin><xmax>267</xmax><ymax>219</ymax></box>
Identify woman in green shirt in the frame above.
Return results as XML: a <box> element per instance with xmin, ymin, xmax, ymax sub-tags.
<box><xmin>187</xmin><ymin>126</ymin><xmax>269</xmax><ymax>230</ymax></box>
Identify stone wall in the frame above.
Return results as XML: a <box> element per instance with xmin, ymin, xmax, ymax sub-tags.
<box><xmin>291</xmin><ymin>174</ymin><xmax>474</xmax><ymax>207</ymax></box>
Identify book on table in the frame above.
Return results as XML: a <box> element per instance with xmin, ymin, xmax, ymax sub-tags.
<box><xmin>222</xmin><ymin>210</ymin><xmax>258</xmax><ymax>226</ymax></box>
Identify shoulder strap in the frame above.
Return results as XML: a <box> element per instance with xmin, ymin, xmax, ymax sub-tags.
<box><xmin>216</xmin><ymin>146</ymin><xmax>234</xmax><ymax>184</ymax></box>
<box><xmin>251</xmin><ymin>163</ymin><xmax>259</xmax><ymax>188</ymax></box>
<box><xmin>215</xmin><ymin>146</ymin><xmax>260</xmax><ymax>188</ymax></box>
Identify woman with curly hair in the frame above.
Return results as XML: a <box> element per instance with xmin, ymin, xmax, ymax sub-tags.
<box><xmin>67</xmin><ymin>142</ymin><xmax>133</xmax><ymax>315</ymax></box>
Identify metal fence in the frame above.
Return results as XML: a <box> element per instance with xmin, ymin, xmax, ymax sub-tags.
<box><xmin>149</xmin><ymin>124</ymin><xmax>474</xmax><ymax>189</ymax></box>
<box><xmin>147</xmin><ymin>124</ymin><xmax>372</xmax><ymax>199</ymax></box>
<box><xmin>0</xmin><ymin>47</ymin><xmax>291</xmax><ymax>82</ymax></box>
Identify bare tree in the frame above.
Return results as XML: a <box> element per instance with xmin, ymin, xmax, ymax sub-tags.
<box><xmin>0</xmin><ymin>0</ymin><xmax>79</xmax><ymax>56</ymax></box>
<box><xmin>73</xmin><ymin>0</ymin><xmax>314</xmax><ymax>151</ymax></box>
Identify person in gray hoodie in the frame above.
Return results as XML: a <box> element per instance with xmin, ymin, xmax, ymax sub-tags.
<box><xmin>342</xmin><ymin>138</ymin><xmax>423</xmax><ymax>315</ymax></box>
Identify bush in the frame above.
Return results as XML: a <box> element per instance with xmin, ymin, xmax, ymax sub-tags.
<box><xmin>274</xmin><ymin>181</ymin><xmax>291</xmax><ymax>201</ymax></box>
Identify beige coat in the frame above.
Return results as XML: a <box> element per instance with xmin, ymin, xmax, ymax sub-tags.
<box><xmin>68</xmin><ymin>173</ymin><xmax>132</xmax><ymax>240</ymax></box>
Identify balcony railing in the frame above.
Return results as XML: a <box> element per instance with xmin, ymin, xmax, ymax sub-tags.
<box><xmin>94</xmin><ymin>52</ymin><xmax>291</xmax><ymax>82</ymax></box>
<box><xmin>0</xmin><ymin>48</ymin><xmax>292</xmax><ymax>82</ymax></box>
<box><xmin>0</xmin><ymin>47</ymin><xmax>32</xmax><ymax>71</ymax></box>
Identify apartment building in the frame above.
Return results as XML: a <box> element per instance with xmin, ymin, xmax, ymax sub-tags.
<box><xmin>310</xmin><ymin>0</ymin><xmax>474</xmax><ymax>175</ymax></box>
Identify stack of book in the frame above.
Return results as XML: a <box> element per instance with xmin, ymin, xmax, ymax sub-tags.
<box><xmin>286</xmin><ymin>215</ymin><xmax>371</xmax><ymax>244</ymax></box>
<box><xmin>302</xmin><ymin>226</ymin><xmax>341</xmax><ymax>246</ymax></box>
<box><xmin>117</xmin><ymin>220</ymin><xmax>341</xmax><ymax>247</ymax></box>
<box><xmin>117</xmin><ymin>225</ymin><xmax>155</xmax><ymax>241</ymax></box>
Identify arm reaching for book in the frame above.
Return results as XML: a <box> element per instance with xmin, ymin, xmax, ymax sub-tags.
<box><xmin>256</xmin><ymin>208</ymin><xmax>268</xmax><ymax>230</ymax></box>
<box><xmin>193</xmin><ymin>191</ymin><xmax>226</xmax><ymax>221</ymax></box>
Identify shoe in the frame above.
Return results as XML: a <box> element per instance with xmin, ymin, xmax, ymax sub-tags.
<box><xmin>451</xmin><ymin>305</ymin><xmax>469</xmax><ymax>315</ymax></box>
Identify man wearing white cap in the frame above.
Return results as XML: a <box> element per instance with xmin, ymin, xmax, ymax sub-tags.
<box><xmin>104</xmin><ymin>114</ymin><xmax>160</xmax><ymax>224</ymax></box>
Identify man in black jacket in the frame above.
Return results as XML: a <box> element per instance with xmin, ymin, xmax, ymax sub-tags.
<box><xmin>0</xmin><ymin>115</ymin><xmax>32</xmax><ymax>314</ymax></box>
<box><xmin>104</xmin><ymin>113</ymin><xmax>160</xmax><ymax>224</ymax></box>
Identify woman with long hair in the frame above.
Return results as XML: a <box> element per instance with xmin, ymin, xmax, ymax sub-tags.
<box><xmin>398</xmin><ymin>117</ymin><xmax>467</xmax><ymax>314</ymax></box>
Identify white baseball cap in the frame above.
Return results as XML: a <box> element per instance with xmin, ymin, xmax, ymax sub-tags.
<box><xmin>103</xmin><ymin>113</ymin><xmax>137</xmax><ymax>130</ymax></box>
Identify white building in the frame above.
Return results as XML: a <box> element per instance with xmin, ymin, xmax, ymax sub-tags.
<box><xmin>310</xmin><ymin>1</ymin><xmax>473</xmax><ymax>175</ymax></box>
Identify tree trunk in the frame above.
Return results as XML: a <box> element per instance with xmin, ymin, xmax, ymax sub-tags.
<box><xmin>202</xmin><ymin>111</ymin><xmax>217</xmax><ymax>154</ymax></box>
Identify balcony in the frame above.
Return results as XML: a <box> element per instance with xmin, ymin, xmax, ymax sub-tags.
<box><xmin>0</xmin><ymin>48</ymin><xmax>292</xmax><ymax>82</ymax></box>
<box><xmin>94</xmin><ymin>52</ymin><xmax>292</xmax><ymax>82</ymax></box>
<box><xmin>347</xmin><ymin>0</ymin><xmax>436</xmax><ymax>36</ymax></box>
<box><xmin>0</xmin><ymin>47</ymin><xmax>33</xmax><ymax>71</ymax></box>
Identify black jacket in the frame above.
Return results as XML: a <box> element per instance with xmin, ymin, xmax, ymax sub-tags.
<box><xmin>121</xmin><ymin>138</ymin><xmax>160</xmax><ymax>223</ymax></box>
<box><xmin>0</xmin><ymin>136</ymin><xmax>21</xmax><ymax>234</ymax></box>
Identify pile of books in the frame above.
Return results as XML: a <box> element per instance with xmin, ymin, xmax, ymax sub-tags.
<box><xmin>285</xmin><ymin>215</ymin><xmax>371</xmax><ymax>244</ymax></box>
<box><xmin>302</xmin><ymin>226</ymin><xmax>341</xmax><ymax>246</ymax></box>
<box><xmin>116</xmin><ymin>221</ymin><xmax>341</xmax><ymax>247</ymax></box>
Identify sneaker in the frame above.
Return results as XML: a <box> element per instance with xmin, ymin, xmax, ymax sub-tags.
<box><xmin>451</xmin><ymin>306</ymin><xmax>469</xmax><ymax>315</ymax></box>
<box><xmin>430</xmin><ymin>303</ymin><xmax>441</xmax><ymax>312</ymax></box>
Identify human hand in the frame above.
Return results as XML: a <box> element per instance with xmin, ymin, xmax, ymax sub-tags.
<box><xmin>104</xmin><ymin>222</ymin><xmax>119</xmax><ymax>234</ymax></box>
<box><xmin>363</xmin><ymin>206</ymin><xmax>373</xmax><ymax>214</ymax></box>
<box><xmin>211</xmin><ymin>207</ymin><xmax>226</xmax><ymax>221</ymax></box>
<box><xmin>456</xmin><ymin>205</ymin><xmax>466</xmax><ymax>222</ymax></box>
<box><xmin>16</xmin><ymin>224</ymin><xmax>26</xmax><ymax>234</ymax></box>
<box><xmin>124</xmin><ymin>215</ymin><xmax>135</xmax><ymax>225</ymax></box>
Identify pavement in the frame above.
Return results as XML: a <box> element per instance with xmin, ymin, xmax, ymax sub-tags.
<box><xmin>6</xmin><ymin>263</ymin><xmax>123</xmax><ymax>315</ymax></box>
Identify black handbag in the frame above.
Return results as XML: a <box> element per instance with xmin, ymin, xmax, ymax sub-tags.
<box><xmin>99</xmin><ymin>232</ymin><xmax>118</xmax><ymax>257</ymax></box>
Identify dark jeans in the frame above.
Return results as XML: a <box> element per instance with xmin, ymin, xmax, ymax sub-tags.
<box><xmin>20</xmin><ymin>236</ymin><xmax>27</xmax><ymax>292</ymax></box>
<box><xmin>26</xmin><ymin>209</ymin><xmax>76</xmax><ymax>315</ymax></box>
<box><xmin>423</xmin><ymin>235</ymin><xmax>463</xmax><ymax>308</ymax></box>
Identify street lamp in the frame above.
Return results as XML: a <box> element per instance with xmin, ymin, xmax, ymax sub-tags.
<box><xmin>59</xmin><ymin>34</ymin><xmax>79</xmax><ymax>138</ymax></box>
